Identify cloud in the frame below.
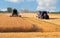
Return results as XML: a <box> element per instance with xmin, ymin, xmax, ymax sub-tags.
<box><xmin>0</xmin><ymin>8</ymin><xmax>7</xmax><ymax>11</ymax></box>
<box><xmin>36</xmin><ymin>0</ymin><xmax>58</xmax><ymax>12</ymax></box>
<box><xmin>5</xmin><ymin>0</ymin><xmax>24</xmax><ymax>3</ymax></box>
<box><xmin>5</xmin><ymin>0</ymin><xmax>35</xmax><ymax>3</ymax></box>
<box><xmin>26</xmin><ymin>0</ymin><xmax>35</xmax><ymax>2</ymax></box>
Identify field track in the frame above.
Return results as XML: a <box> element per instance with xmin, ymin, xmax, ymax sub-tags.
<box><xmin>0</xmin><ymin>13</ymin><xmax>60</xmax><ymax>38</ymax></box>
<box><xmin>22</xmin><ymin>17</ymin><xmax>60</xmax><ymax>32</ymax></box>
<box><xmin>0</xmin><ymin>32</ymin><xmax>60</xmax><ymax>38</ymax></box>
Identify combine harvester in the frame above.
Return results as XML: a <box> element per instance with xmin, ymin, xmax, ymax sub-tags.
<box><xmin>37</xmin><ymin>11</ymin><xmax>49</xmax><ymax>19</ymax></box>
<box><xmin>10</xmin><ymin>9</ymin><xmax>21</xmax><ymax>17</ymax></box>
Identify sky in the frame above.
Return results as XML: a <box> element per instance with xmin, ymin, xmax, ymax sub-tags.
<box><xmin>0</xmin><ymin>0</ymin><xmax>60</xmax><ymax>12</ymax></box>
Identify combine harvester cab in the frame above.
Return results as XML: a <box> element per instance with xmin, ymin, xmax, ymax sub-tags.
<box><xmin>10</xmin><ymin>9</ymin><xmax>21</xmax><ymax>17</ymax></box>
<box><xmin>37</xmin><ymin>11</ymin><xmax>49</xmax><ymax>19</ymax></box>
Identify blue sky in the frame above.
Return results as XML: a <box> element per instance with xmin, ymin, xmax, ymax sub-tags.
<box><xmin>0</xmin><ymin>0</ymin><xmax>60</xmax><ymax>12</ymax></box>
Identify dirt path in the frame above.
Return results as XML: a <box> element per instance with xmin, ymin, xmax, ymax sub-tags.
<box><xmin>0</xmin><ymin>32</ymin><xmax>60</xmax><ymax>38</ymax></box>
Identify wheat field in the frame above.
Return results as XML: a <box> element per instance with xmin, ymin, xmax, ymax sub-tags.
<box><xmin>0</xmin><ymin>13</ymin><xmax>60</xmax><ymax>38</ymax></box>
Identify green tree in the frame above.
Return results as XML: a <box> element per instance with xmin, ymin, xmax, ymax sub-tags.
<box><xmin>7</xmin><ymin>7</ymin><xmax>12</xmax><ymax>13</ymax></box>
<box><xmin>59</xmin><ymin>11</ymin><xmax>60</xmax><ymax>13</ymax></box>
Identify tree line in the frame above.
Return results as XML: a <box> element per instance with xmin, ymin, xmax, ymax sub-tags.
<box><xmin>0</xmin><ymin>7</ymin><xmax>60</xmax><ymax>14</ymax></box>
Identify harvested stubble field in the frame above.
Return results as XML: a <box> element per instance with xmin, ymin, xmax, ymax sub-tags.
<box><xmin>0</xmin><ymin>13</ymin><xmax>60</xmax><ymax>38</ymax></box>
